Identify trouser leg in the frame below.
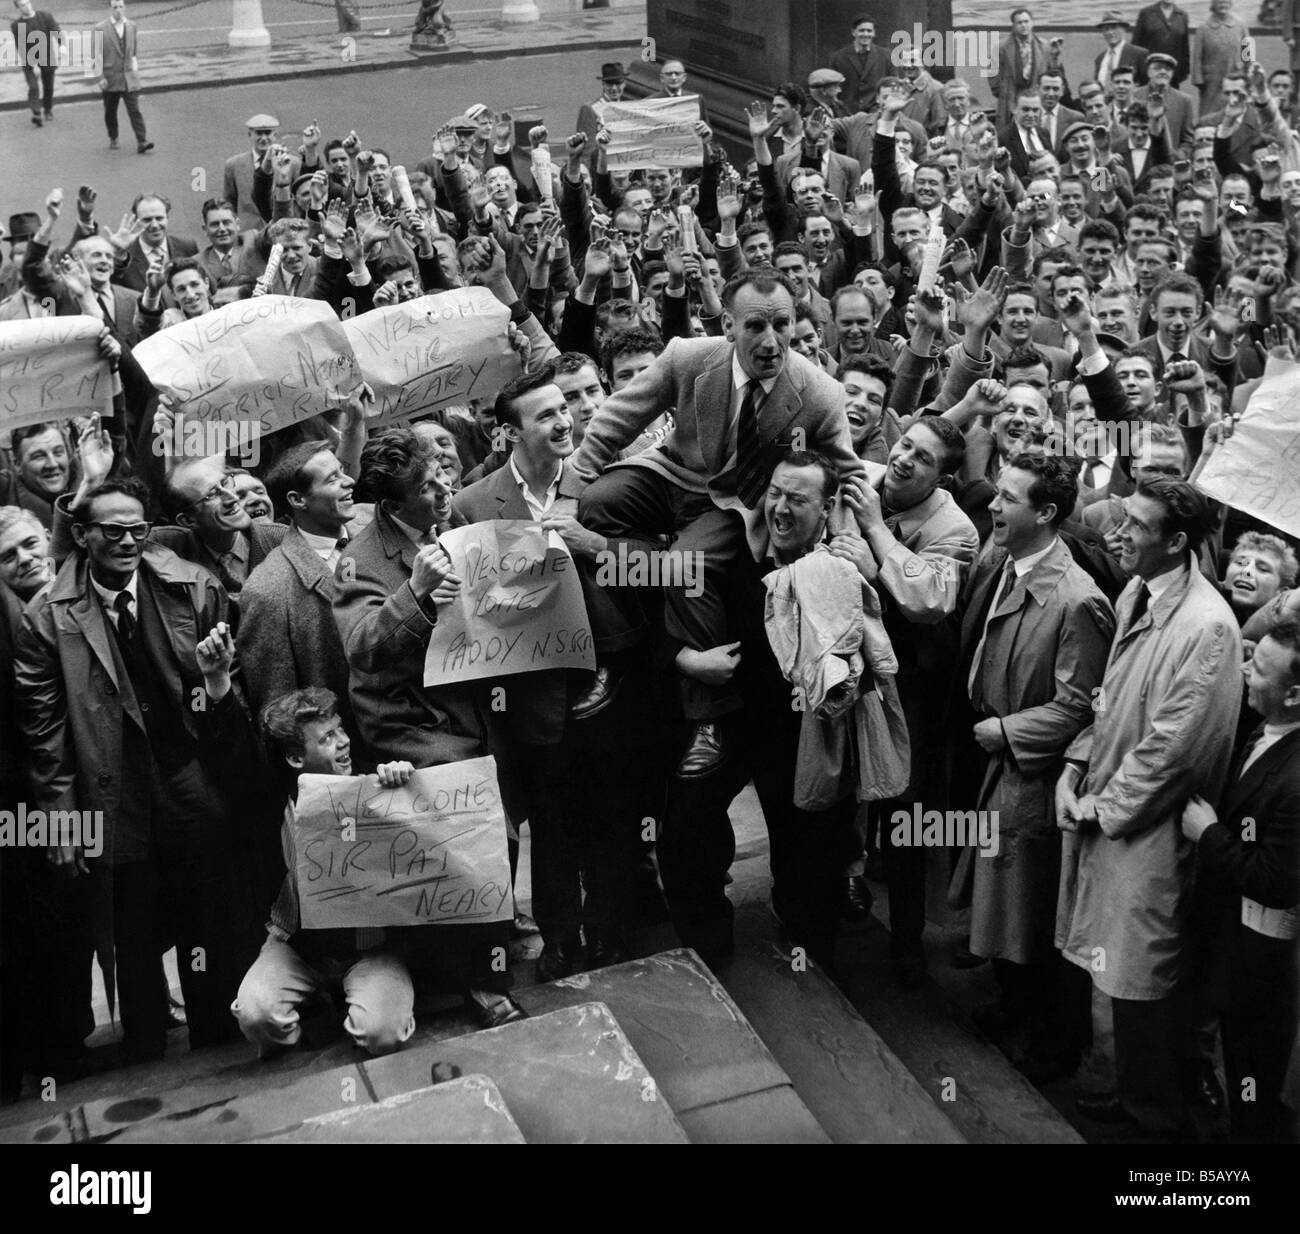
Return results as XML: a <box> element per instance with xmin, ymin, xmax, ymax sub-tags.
<box><xmin>103</xmin><ymin>91</ymin><xmax>120</xmax><ymax>139</ymax></box>
<box><xmin>341</xmin><ymin>952</ymin><xmax>416</xmax><ymax>1056</ymax></box>
<box><xmin>123</xmin><ymin>91</ymin><xmax>147</xmax><ymax>143</ymax></box>
<box><xmin>231</xmin><ymin>936</ymin><xmax>322</xmax><ymax>1055</ymax></box>
<box><xmin>1113</xmin><ymin>993</ymin><xmax>1188</xmax><ymax>1133</ymax></box>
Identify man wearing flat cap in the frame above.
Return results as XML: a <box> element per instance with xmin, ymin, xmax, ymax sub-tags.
<box><xmin>577</xmin><ymin>62</ymin><xmax>628</xmax><ymax>142</ymax></box>
<box><xmin>224</xmin><ymin>114</ymin><xmax>300</xmax><ymax>232</ymax></box>
<box><xmin>1096</xmin><ymin>12</ymin><xmax>1150</xmax><ymax>90</ymax></box>
<box><xmin>808</xmin><ymin>68</ymin><xmax>850</xmax><ymax>118</ymax></box>
<box><xmin>1134</xmin><ymin>51</ymin><xmax>1199</xmax><ymax>153</ymax></box>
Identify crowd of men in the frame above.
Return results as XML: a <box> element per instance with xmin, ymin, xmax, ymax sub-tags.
<box><xmin>1</xmin><ymin>5</ymin><xmax>1299</xmax><ymax>1146</ymax></box>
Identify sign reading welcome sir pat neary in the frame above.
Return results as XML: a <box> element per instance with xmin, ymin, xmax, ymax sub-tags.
<box><xmin>291</xmin><ymin>756</ymin><xmax>512</xmax><ymax>929</ymax></box>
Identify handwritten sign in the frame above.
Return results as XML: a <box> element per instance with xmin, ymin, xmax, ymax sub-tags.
<box><xmin>343</xmin><ymin>287</ymin><xmax>518</xmax><ymax>426</ymax></box>
<box><xmin>593</xmin><ymin>94</ymin><xmax>703</xmax><ymax>169</ymax></box>
<box><xmin>131</xmin><ymin>296</ymin><xmax>361</xmax><ymax>442</ymax></box>
<box><xmin>0</xmin><ymin>316</ymin><xmax>112</xmax><ymax>432</ymax></box>
<box><xmin>291</xmin><ymin>756</ymin><xmax>511</xmax><ymax>929</ymax></box>
<box><xmin>1195</xmin><ymin>363</ymin><xmax>1300</xmax><ymax>538</ymax></box>
<box><xmin>424</xmin><ymin>520</ymin><xmax>595</xmax><ymax>685</ymax></box>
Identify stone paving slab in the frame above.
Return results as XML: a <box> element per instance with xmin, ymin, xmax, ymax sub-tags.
<box><xmin>363</xmin><ymin>1001</ymin><xmax>690</xmax><ymax>1143</ymax></box>
<box><xmin>512</xmin><ymin>949</ymin><xmax>802</xmax><ymax>1123</ymax></box>
<box><xmin>259</xmin><ymin>1074</ymin><xmax>526</xmax><ymax>1143</ymax></box>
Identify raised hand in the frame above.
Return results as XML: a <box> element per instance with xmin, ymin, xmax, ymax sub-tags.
<box><xmin>339</xmin><ymin>226</ymin><xmax>363</xmax><ymax>266</ymax></box>
<box><xmin>57</xmin><ymin>254</ymin><xmax>91</xmax><ymax>300</ymax></box>
<box><xmin>745</xmin><ymin>100</ymin><xmax>772</xmax><ymax>138</ymax></box>
<box><xmin>941</xmin><ymin>237</ymin><xmax>975</xmax><ymax>280</ymax></box>
<box><xmin>322</xmin><ymin>197</ymin><xmax>349</xmax><ymax>242</ymax></box>
<box><xmin>342</xmin><ymin>129</ymin><xmax>361</xmax><ymax>155</ymax></box>
<box><xmin>77</xmin><ymin>184</ymin><xmax>97</xmax><ymax>221</ymax></box>
<box><xmin>302</xmin><ymin>117</ymin><xmax>321</xmax><ymax>148</ymax></box>
<box><xmin>411</xmin><ymin>542</ymin><xmax>458</xmax><ymax>601</ymax></box>
<box><xmin>717</xmin><ymin>176</ymin><xmax>743</xmax><ymax>222</ymax></box>
<box><xmin>45</xmin><ymin>187</ymin><xmax>63</xmax><ymax>221</ymax></box>
<box><xmin>1207</xmin><ymin>286</ymin><xmax>1240</xmax><ymax>339</ymax></box>
<box><xmin>951</xmin><ymin>266</ymin><xmax>1008</xmax><ymax>333</ymax></box>
<box><xmin>582</xmin><ymin>237</ymin><xmax>613</xmax><ymax>280</ymax></box>
<box><xmin>308</xmin><ymin>170</ymin><xmax>329</xmax><ymax>210</ymax></box>
<box><xmin>77</xmin><ymin>412</ymin><xmax>114</xmax><ymax>487</ymax></box>
<box><xmin>435</xmin><ymin>124</ymin><xmax>459</xmax><ymax>159</ymax></box>
<box><xmin>1057</xmin><ymin>292</ymin><xmax>1094</xmax><ymax>338</ymax></box>
<box><xmin>273</xmin><ymin>149</ymin><xmax>296</xmax><ymax>185</ymax></box>
<box><xmin>468</xmin><ymin>180</ymin><xmax>491</xmax><ymax>216</ymax></box>
<box><xmin>910</xmin><ymin>287</ymin><xmax>948</xmax><ymax>334</ymax></box>
<box><xmin>528</xmin><ymin>124</ymin><xmax>548</xmax><ymax>149</ymax></box>
<box><xmin>195</xmin><ymin>621</ymin><xmax>236</xmax><ymax>681</ymax></box>
<box><xmin>566</xmin><ymin>132</ymin><xmax>588</xmax><ymax>162</ymax></box>
<box><xmin>372</xmin><ymin>280</ymin><xmax>400</xmax><ymax>307</ymax></box>
<box><xmin>106</xmin><ymin>211</ymin><xmax>146</xmax><ymax>251</ymax></box>
<box><xmin>1163</xmin><ymin>359</ymin><xmax>1206</xmax><ymax>393</ymax></box>
<box><xmin>144</xmin><ymin>251</ymin><xmax>167</xmax><ymax>294</ymax></box>
<box><xmin>493</xmin><ymin>111</ymin><xmax>514</xmax><ymax>147</ymax></box>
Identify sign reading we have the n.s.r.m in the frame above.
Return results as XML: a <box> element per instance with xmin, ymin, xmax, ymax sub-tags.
<box><xmin>342</xmin><ymin>287</ymin><xmax>519</xmax><ymax>425</ymax></box>
<box><xmin>291</xmin><ymin>756</ymin><xmax>512</xmax><ymax>929</ymax></box>
<box><xmin>0</xmin><ymin>316</ymin><xmax>113</xmax><ymax>430</ymax></box>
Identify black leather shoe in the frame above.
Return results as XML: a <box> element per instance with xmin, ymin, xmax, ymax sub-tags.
<box><xmin>109</xmin><ymin>138</ymin><xmax>119</xmax><ymax>149</ymax></box>
<box><xmin>43</xmin><ymin>111</ymin><xmax>53</xmax><ymax>122</ymax></box>
<box><xmin>465</xmin><ymin>989</ymin><xmax>525</xmax><ymax>1029</ymax></box>
<box><xmin>586</xmin><ymin>928</ymin><xmax>628</xmax><ymax>970</ymax></box>
<box><xmin>676</xmin><ymin>721</ymin><xmax>728</xmax><ymax>778</ymax></box>
<box><xmin>570</xmin><ymin>663</ymin><xmax>623</xmax><ymax>720</ymax></box>
<box><xmin>535</xmin><ymin>942</ymin><xmax>578</xmax><ymax>983</ymax></box>
<box><xmin>31</xmin><ymin>114</ymin><xmax>42</xmax><ymax>127</ymax></box>
<box><xmin>1075</xmin><ymin>1092</ymin><xmax>1139</xmax><ymax>1125</ymax></box>
<box><xmin>137</xmin><ymin>141</ymin><xmax>154</xmax><ymax>154</ymax></box>
<box><xmin>840</xmin><ymin>875</ymin><xmax>873</xmax><ymax>920</ymax></box>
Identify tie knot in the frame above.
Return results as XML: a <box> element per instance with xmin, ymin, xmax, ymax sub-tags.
<box><xmin>113</xmin><ymin>590</ymin><xmax>132</xmax><ymax>615</ymax></box>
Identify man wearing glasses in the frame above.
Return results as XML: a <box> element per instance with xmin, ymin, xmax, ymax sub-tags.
<box><xmin>15</xmin><ymin>476</ymin><xmax>250</xmax><ymax>1065</ymax></box>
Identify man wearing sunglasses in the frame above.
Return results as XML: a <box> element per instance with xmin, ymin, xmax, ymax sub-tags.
<box><xmin>14</xmin><ymin>476</ymin><xmax>251</xmax><ymax>1065</ymax></box>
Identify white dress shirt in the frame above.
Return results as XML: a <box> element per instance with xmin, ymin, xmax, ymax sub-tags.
<box><xmin>509</xmin><ymin>455</ymin><xmax>562</xmax><ymax>521</ymax></box>
<box><xmin>91</xmin><ymin>571</ymin><xmax>139</xmax><ymax>629</ymax></box>
<box><xmin>300</xmin><ymin>527</ymin><xmax>347</xmax><ymax>572</ymax></box>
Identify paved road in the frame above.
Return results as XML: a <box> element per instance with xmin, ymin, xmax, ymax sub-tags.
<box><xmin>4</xmin><ymin>47</ymin><xmax>640</xmax><ymax>232</ymax></box>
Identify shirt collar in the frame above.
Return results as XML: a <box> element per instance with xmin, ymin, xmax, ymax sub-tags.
<box><xmin>1008</xmin><ymin>537</ymin><xmax>1058</xmax><ymax>577</ymax></box>
<box><xmin>300</xmin><ymin>527</ymin><xmax>346</xmax><ymax>559</ymax></box>
<box><xmin>732</xmin><ymin>351</ymin><xmax>780</xmax><ymax>395</ymax></box>
<box><xmin>508</xmin><ymin>454</ymin><xmax>562</xmax><ymax>501</ymax></box>
<box><xmin>388</xmin><ymin>511</ymin><xmax>431</xmax><ymax>547</ymax></box>
<box><xmin>1146</xmin><ymin>558</ymin><xmax>1188</xmax><ymax>602</ymax></box>
<box><xmin>91</xmin><ymin>570</ymin><xmax>138</xmax><ymax>611</ymax></box>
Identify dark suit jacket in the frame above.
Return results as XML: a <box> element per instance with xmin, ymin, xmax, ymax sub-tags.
<box><xmin>224</xmin><ymin>151</ymin><xmax>300</xmax><ymax>233</ymax></box>
<box><xmin>332</xmin><ymin>505</ymin><xmax>487</xmax><ymax>767</ymax></box>
<box><xmin>238</xmin><ymin>524</ymin><xmax>353</xmax><ymax>729</ymax></box>
<box><xmin>1198</xmin><ymin>727</ymin><xmax>1300</xmax><ymax>1007</ymax></box>
<box><xmin>20</xmin><ymin>237</ymin><xmax>144</xmax><ymax>346</ymax></box>
<box><xmin>1133</xmin><ymin>84</ymin><xmax>1198</xmax><ymax>152</ymax></box>
<box><xmin>1041</xmin><ymin>105</ymin><xmax>1085</xmax><ymax>158</ymax></box>
<box><xmin>1094</xmin><ymin>41</ymin><xmax>1151</xmax><ymax>86</ymax></box>
<box><xmin>571</xmin><ymin>338</ymin><xmax>864</xmax><ymax>559</ymax></box>
<box><xmin>449</xmin><ymin>459</ymin><xmax>584</xmax><ymax>747</ymax></box>
<box><xmin>1134</xmin><ymin>3</ymin><xmax>1190</xmax><ymax>85</ymax></box>
<box><xmin>829</xmin><ymin>44</ymin><xmax>892</xmax><ymax>114</ymax></box>
<box><xmin>1112</xmin><ymin>129</ymin><xmax>1172</xmax><ymax>194</ymax></box>
<box><xmin>992</xmin><ymin>36</ymin><xmax>1052</xmax><ymax>127</ymax></box>
<box><xmin>997</xmin><ymin>122</ymin><xmax>1055</xmax><ymax>180</ymax></box>
<box><xmin>110</xmin><ymin>234</ymin><xmax>200</xmax><ymax>293</ymax></box>
<box><xmin>773</xmin><ymin>150</ymin><xmax>862</xmax><ymax>204</ymax></box>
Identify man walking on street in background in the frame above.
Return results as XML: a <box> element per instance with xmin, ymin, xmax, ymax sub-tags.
<box><xmin>11</xmin><ymin>0</ymin><xmax>60</xmax><ymax>127</ymax></box>
<box><xmin>96</xmin><ymin>0</ymin><xmax>152</xmax><ymax>154</ymax></box>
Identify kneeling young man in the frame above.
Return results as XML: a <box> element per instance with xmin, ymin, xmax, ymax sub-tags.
<box><xmin>229</xmin><ymin>677</ymin><xmax>417</xmax><ymax>1057</ymax></box>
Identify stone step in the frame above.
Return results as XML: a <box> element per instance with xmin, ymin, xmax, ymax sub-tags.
<box><xmin>258</xmin><ymin>1076</ymin><xmax>526</xmax><ymax>1145</ymax></box>
<box><xmin>361</xmin><ymin>1002</ymin><xmax>690</xmax><ymax>1144</ymax></box>
<box><xmin>836</xmin><ymin>914</ymin><xmax>1084</xmax><ymax>1145</ymax></box>
<box><xmin>513</xmin><ymin>949</ymin><xmax>829</xmax><ymax>1144</ymax></box>
<box><xmin>717</xmin><ymin>905</ymin><xmax>966</xmax><ymax>1144</ymax></box>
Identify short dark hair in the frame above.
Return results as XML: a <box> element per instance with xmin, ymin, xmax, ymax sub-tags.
<box><xmin>356</xmin><ymin>428</ymin><xmax>436</xmax><ymax>506</ymax></box>
<box><xmin>375</xmin><ymin>254</ymin><xmax>416</xmax><ymax>282</ymax></box>
<box><xmin>554</xmin><ymin>351</ymin><xmax>605</xmax><ymax>383</ymax></box>
<box><xmin>201</xmin><ymin>197</ymin><xmax>237</xmax><ymax>222</ymax></box>
<box><xmin>1004</xmin><ymin>344</ymin><xmax>1050</xmax><ymax>372</ymax></box>
<box><xmin>166</xmin><ymin>257</ymin><xmax>213</xmax><ymax>294</ymax></box>
<box><xmin>600</xmin><ymin>325</ymin><xmax>664</xmax><ymax>382</ymax></box>
<box><xmin>261</xmin><ymin>687</ymin><xmax>339</xmax><ymax>763</ymax></box>
<box><xmin>70</xmin><ymin>477</ymin><xmax>151</xmax><ymax>526</ymax></box>
<box><xmin>595</xmin><ymin>298</ymin><xmax>639</xmax><ymax>333</ymax></box>
<box><xmin>1079</xmin><ymin>218</ymin><xmax>1121</xmax><ymax>247</ymax></box>
<box><xmin>720</xmin><ymin>267</ymin><xmax>798</xmax><ymax>310</ymax></box>
<box><xmin>1150</xmin><ymin>270</ymin><xmax>1204</xmax><ymax>311</ymax></box>
<box><xmin>1262</xmin><ymin>616</ymin><xmax>1300</xmax><ymax>685</ymax></box>
<box><xmin>773</xmin><ymin>82</ymin><xmax>807</xmax><ymax>110</ymax></box>
<box><xmin>1134</xmin><ymin>475</ymin><xmax>1211</xmax><ymax>555</ymax></box>
<box><xmin>838</xmin><ymin>355</ymin><xmax>894</xmax><ymax>399</ymax></box>
<box><xmin>775</xmin><ymin>449</ymin><xmax>838</xmax><ymax>501</ymax></box>
<box><xmin>494</xmin><ymin>360</ymin><xmax>559</xmax><ymax>429</ymax></box>
<box><xmin>1031</xmin><ymin>246</ymin><xmax>1074</xmax><ymax>277</ymax></box>
<box><xmin>1049</xmin><ymin>263</ymin><xmax>1088</xmax><ymax>291</ymax></box>
<box><xmin>914</xmin><ymin>159</ymin><xmax>950</xmax><ymax>185</ymax></box>
<box><xmin>1003</xmin><ymin>449</ymin><xmax>1077</xmax><ymax>528</ymax></box>
<box><xmin>773</xmin><ymin>241</ymin><xmax>808</xmax><ymax>262</ymax></box>
<box><xmin>264</xmin><ymin>442</ymin><xmax>335</xmax><ymax>516</ymax></box>
<box><xmin>737</xmin><ymin>220</ymin><xmax>774</xmax><ymax>248</ymax></box>
<box><xmin>911</xmin><ymin>415</ymin><xmax>966</xmax><ymax>476</ymax></box>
